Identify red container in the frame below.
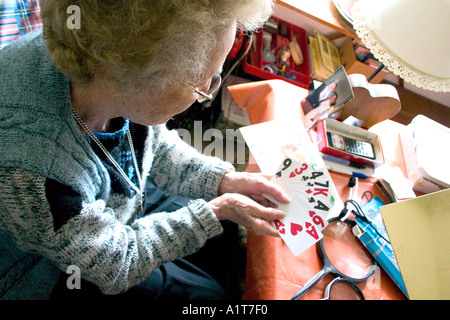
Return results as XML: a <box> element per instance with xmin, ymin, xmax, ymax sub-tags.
<box><xmin>243</xmin><ymin>17</ymin><xmax>311</xmax><ymax>89</ymax></box>
<box><xmin>316</xmin><ymin>119</ymin><xmax>385</xmax><ymax>168</ymax></box>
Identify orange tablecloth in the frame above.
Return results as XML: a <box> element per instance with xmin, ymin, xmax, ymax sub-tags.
<box><xmin>228</xmin><ymin>80</ymin><xmax>408</xmax><ymax>300</ymax></box>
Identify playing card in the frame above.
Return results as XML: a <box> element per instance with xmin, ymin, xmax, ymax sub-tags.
<box><xmin>289</xmin><ymin>192</ymin><xmax>327</xmax><ymax>228</ymax></box>
<box><xmin>263</xmin><ymin>155</ymin><xmax>344</xmax><ymax>255</ymax></box>
<box><xmin>265</xmin><ymin>173</ymin><xmax>322</xmax><ymax>256</ymax></box>
<box><xmin>272</xmin><ymin>156</ymin><xmax>316</xmax><ymax>182</ymax></box>
<box><xmin>268</xmin><ymin>177</ymin><xmax>330</xmax><ymax>232</ymax></box>
<box><xmin>273</xmin><ymin>157</ymin><xmax>295</xmax><ymax>181</ymax></box>
<box><xmin>269</xmin><ymin>197</ymin><xmax>323</xmax><ymax>256</ymax></box>
<box><xmin>295</xmin><ymin>174</ymin><xmax>335</xmax><ymax>229</ymax></box>
<box><xmin>277</xmin><ymin>157</ymin><xmax>336</xmax><ymax>223</ymax></box>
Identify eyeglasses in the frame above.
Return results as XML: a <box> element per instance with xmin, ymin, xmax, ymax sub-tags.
<box><xmin>180</xmin><ymin>74</ymin><xmax>222</xmax><ymax>103</ymax></box>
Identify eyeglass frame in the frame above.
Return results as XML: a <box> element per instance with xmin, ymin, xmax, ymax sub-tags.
<box><xmin>180</xmin><ymin>74</ymin><xmax>222</xmax><ymax>103</ymax></box>
<box><xmin>320</xmin><ymin>277</ymin><xmax>365</xmax><ymax>300</ymax></box>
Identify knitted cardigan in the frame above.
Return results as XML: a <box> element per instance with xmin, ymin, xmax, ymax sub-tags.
<box><xmin>0</xmin><ymin>30</ymin><xmax>233</xmax><ymax>299</ymax></box>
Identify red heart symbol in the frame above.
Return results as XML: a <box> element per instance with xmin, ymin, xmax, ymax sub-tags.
<box><xmin>290</xmin><ymin>222</ymin><xmax>303</xmax><ymax>236</ymax></box>
<box><xmin>289</xmin><ymin>171</ymin><xmax>296</xmax><ymax>178</ymax></box>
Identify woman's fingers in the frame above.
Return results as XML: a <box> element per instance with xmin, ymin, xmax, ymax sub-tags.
<box><xmin>250</xmin><ymin>175</ymin><xmax>291</xmax><ymax>204</ymax></box>
<box><xmin>219</xmin><ymin>171</ymin><xmax>291</xmax><ymax>205</ymax></box>
<box><xmin>209</xmin><ymin>193</ymin><xmax>286</xmax><ymax>237</ymax></box>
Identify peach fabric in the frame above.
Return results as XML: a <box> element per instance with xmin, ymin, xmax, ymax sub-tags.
<box><xmin>231</xmin><ymin>80</ymin><xmax>407</xmax><ymax>300</ymax></box>
<box><xmin>227</xmin><ymin>80</ymin><xmax>309</xmax><ymax>125</ymax></box>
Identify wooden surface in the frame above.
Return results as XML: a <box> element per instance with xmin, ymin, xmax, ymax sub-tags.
<box><xmin>276</xmin><ymin>0</ymin><xmax>358</xmax><ymax>39</ymax></box>
<box><xmin>336</xmin><ymin>74</ymin><xmax>402</xmax><ymax>128</ymax></box>
<box><xmin>390</xmin><ymin>83</ymin><xmax>450</xmax><ymax>128</ymax></box>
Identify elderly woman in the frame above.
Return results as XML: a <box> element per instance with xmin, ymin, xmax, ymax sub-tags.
<box><xmin>0</xmin><ymin>0</ymin><xmax>290</xmax><ymax>300</ymax></box>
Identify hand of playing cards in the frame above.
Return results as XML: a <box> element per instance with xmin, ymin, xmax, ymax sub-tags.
<box><xmin>264</xmin><ymin>156</ymin><xmax>338</xmax><ymax>256</ymax></box>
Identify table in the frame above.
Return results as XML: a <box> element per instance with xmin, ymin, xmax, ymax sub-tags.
<box><xmin>228</xmin><ymin>80</ymin><xmax>408</xmax><ymax>300</ymax></box>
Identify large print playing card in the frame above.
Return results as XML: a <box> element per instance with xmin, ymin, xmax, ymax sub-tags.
<box><xmin>271</xmin><ymin>157</ymin><xmax>336</xmax><ymax>230</ymax></box>
<box><xmin>265</xmin><ymin>156</ymin><xmax>339</xmax><ymax>256</ymax></box>
<box><xmin>266</xmin><ymin>193</ymin><xmax>323</xmax><ymax>256</ymax></box>
<box><xmin>239</xmin><ymin>119</ymin><xmax>343</xmax><ymax>255</ymax></box>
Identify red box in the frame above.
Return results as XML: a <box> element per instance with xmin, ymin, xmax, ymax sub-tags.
<box><xmin>243</xmin><ymin>17</ymin><xmax>311</xmax><ymax>89</ymax></box>
<box><xmin>316</xmin><ymin>119</ymin><xmax>385</xmax><ymax>167</ymax></box>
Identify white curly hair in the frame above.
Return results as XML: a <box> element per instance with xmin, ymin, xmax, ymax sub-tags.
<box><xmin>40</xmin><ymin>0</ymin><xmax>274</xmax><ymax>93</ymax></box>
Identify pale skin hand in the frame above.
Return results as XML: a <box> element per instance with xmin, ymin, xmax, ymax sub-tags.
<box><xmin>209</xmin><ymin>172</ymin><xmax>291</xmax><ymax>237</ymax></box>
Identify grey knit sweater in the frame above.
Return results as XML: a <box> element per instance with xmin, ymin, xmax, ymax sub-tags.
<box><xmin>0</xmin><ymin>30</ymin><xmax>233</xmax><ymax>299</ymax></box>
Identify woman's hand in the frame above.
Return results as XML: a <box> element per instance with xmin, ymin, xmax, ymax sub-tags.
<box><xmin>209</xmin><ymin>193</ymin><xmax>286</xmax><ymax>237</ymax></box>
<box><xmin>212</xmin><ymin>172</ymin><xmax>291</xmax><ymax>237</ymax></box>
<box><xmin>219</xmin><ymin>171</ymin><xmax>291</xmax><ymax>207</ymax></box>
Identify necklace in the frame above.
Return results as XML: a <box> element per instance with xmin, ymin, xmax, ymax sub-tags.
<box><xmin>72</xmin><ymin>110</ymin><xmax>144</xmax><ymax>212</ymax></box>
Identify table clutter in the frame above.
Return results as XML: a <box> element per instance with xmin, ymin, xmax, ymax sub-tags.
<box><xmin>227</xmin><ymin>73</ymin><xmax>449</xmax><ymax>299</ymax></box>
